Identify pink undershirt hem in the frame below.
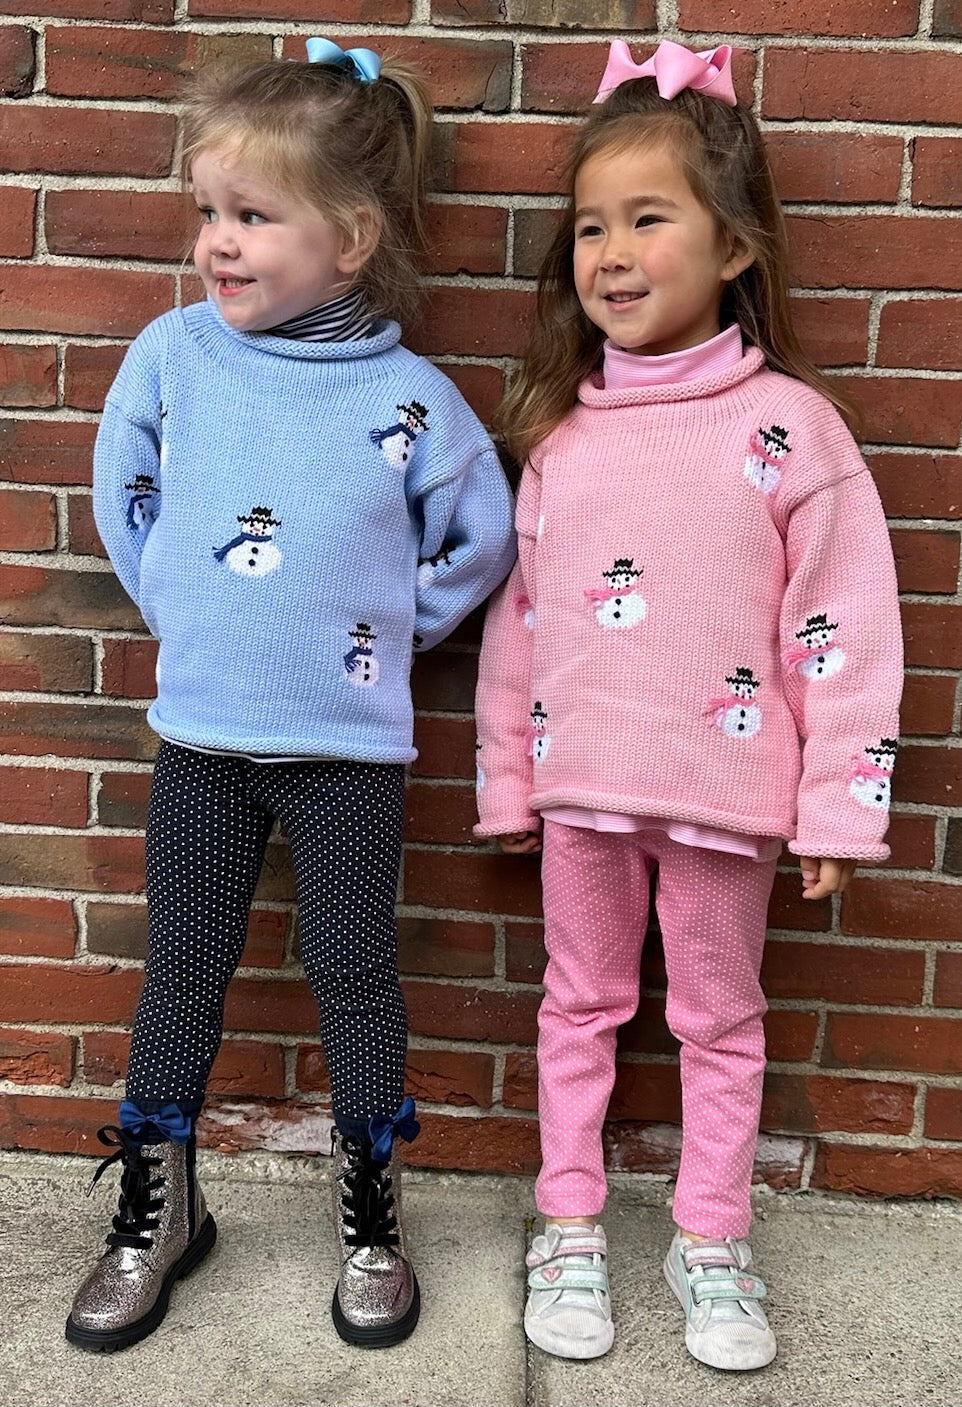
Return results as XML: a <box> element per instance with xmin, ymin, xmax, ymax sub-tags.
<box><xmin>545</xmin><ymin>806</ymin><xmax>784</xmax><ymax>861</ymax></box>
<box><xmin>542</xmin><ymin>324</ymin><xmax>782</xmax><ymax>864</ymax></box>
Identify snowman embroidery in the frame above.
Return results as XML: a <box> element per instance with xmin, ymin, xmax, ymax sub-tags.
<box><xmin>475</xmin><ymin>741</ymin><xmax>486</xmax><ymax>794</ymax></box>
<box><xmin>705</xmin><ymin>667</ymin><xmax>762</xmax><ymax>739</ymax></box>
<box><xmin>744</xmin><ymin>423</ymin><xmax>792</xmax><ymax>494</ymax></box>
<box><xmin>417</xmin><ymin>546</ymin><xmax>452</xmax><ymax>589</ymax></box>
<box><xmin>849</xmin><ymin>738</ymin><xmax>898</xmax><ymax>810</ymax></box>
<box><xmin>369</xmin><ymin>400</ymin><xmax>430</xmax><ymax>469</ymax></box>
<box><xmin>527</xmin><ymin>701</ymin><xmax>552</xmax><ymax>763</ymax></box>
<box><xmin>785</xmin><ymin>613</ymin><xmax>846</xmax><ymax>681</ymax></box>
<box><xmin>124</xmin><ymin>472</ymin><xmax>160</xmax><ymax>534</ymax></box>
<box><xmin>344</xmin><ymin>622</ymin><xmax>379</xmax><ymax>687</ymax></box>
<box><xmin>213</xmin><ymin>506</ymin><xmax>282</xmax><ymax>578</ymax></box>
<box><xmin>517</xmin><ymin>593</ymin><xmax>535</xmax><ymax>630</ymax></box>
<box><xmin>584</xmin><ymin>558</ymin><xmax>646</xmax><ymax>629</ymax></box>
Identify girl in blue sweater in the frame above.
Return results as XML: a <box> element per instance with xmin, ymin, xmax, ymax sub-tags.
<box><xmin>66</xmin><ymin>39</ymin><xmax>515</xmax><ymax>1355</ymax></box>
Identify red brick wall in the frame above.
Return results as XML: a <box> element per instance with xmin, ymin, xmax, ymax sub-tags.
<box><xmin>1</xmin><ymin>3</ymin><xmax>960</xmax><ymax>1199</ymax></box>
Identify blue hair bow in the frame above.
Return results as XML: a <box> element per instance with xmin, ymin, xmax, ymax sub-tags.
<box><xmin>305</xmin><ymin>36</ymin><xmax>381</xmax><ymax>84</ymax></box>
<box><xmin>369</xmin><ymin>1096</ymin><xmax>420</xmax><ymax>1162</ymax></box>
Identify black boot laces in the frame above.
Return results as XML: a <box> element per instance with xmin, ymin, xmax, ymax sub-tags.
<box><xmin>86</xmin><ymin>1125</ymin><xmax>165</xmax><ymax>1252</ymax></box>
<box><xmin>335</xmin><ymin>1133</ymin><xmax>400</xmax><ymax>1250</ymax></box>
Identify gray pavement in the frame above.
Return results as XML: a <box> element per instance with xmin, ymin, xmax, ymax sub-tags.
<box><xmin>1</xmin><ymin>1148</ymin><xmax>961</xmax><ymax>1407</ymax></box>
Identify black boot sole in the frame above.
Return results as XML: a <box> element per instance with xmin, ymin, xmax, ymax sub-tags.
<box><xmin>65</xmin><ymin>1212</ymin><xmax>217</xmax><ymax>1353</ymax></box>
<box><xmin>331</xmin><ymin>1274</ymin><xmax>421</xmax><ymax>1348</ymax></box>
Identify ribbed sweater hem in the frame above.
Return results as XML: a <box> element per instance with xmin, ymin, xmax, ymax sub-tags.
<box><xmin>486</xmin><ymin>788</ymin><xmax>796</xmax><ymax>841</ymax></box>
<box><xmin>149</xmin><ymin>719</ymin><xmax>416</xmax><ymax>764</ymax></box>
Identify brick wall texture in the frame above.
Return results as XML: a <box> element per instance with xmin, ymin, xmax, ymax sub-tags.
<box><xmin>1</xmin><ymin>0</ymin><xmax>961</xmax><ymax>1201</ymax></box>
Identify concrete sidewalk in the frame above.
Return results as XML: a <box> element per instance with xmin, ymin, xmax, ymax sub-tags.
<box><xmin>1</xmin><ymin>1148</ymin><xmax>960</xmax><ymax>1407</ymax></box>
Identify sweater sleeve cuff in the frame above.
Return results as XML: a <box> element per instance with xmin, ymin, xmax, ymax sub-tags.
<box><xmin>787</xmin><ymin>836</ymin><xmax>890</xmax><ymax>864</ymax></box>
<box><xmin>473</xmin><ymin>814</ymin><xmax>542</xmax><ymax>840</ymax></box>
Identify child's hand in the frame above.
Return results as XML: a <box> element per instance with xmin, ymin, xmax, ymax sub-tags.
<box><xmin>498</xmin><ymin>831</ymin><xmax>542</xmax><ymax>854</ymax></box>
<box><xmin>799</xmin><ymin>856</ymin><xmax>857</xmax><ymax>900</ymax></box>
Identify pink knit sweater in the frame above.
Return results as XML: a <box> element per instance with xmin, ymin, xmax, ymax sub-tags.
<box><xmin>474</xmin><ymin>349</ymin><xmax>903</xmax><ymax>862</ymax></box>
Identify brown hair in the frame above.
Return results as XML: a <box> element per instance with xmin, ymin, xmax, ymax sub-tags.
<box><xmin>181</xmin><ymin>53</ymin><xmax>433</xmax><ymax>328</ymax></box>
<box><xmin>500</xmin><ymin>76</ymin><xmax>859</xmax><ymax>463</ymax></box>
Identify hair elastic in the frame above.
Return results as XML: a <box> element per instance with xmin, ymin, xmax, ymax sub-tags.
<box><xmin>304</xmin><ymin>36</ymin><xmax>382</xmax><ymax>83</ymax></box>
<box><xmin>593</xmin><ymin>38</ymin><xmax>739</xmax><ymax>106</ymax></box>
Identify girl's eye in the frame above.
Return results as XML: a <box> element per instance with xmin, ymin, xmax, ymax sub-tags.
<box><xmin>636</xmin><ymin>215</ymin><xmax>662</xmax><ymax>228</ymax></box>
<box><xmin>241</xmin><ymin>210</ymin><xmax>267</xmax><ymax>225</ymax></box>
<box><xmin>576</xmin><ymin>224</ymin><xmax>603</xmax><ymax>238</ymax></box>
<box><xmin>197</xmin><ymin>207</ymin><xmax>216</xmax><ymax>223</ymax></box>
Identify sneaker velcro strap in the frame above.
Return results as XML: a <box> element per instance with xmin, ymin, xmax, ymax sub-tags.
<box><xmin>684</xmin><ymin>1247</ymin><xmax>738</xmax><ymax>1268</ymax></box>
<box><xmin>690</xmin><ymin>1270</ymin><xmax>767</xmax><ymax>1304</ymax></box>
<box><xmin>540</xmin><ymin>1239</ymin><xmax>605</xmax><ymax>1258</ymax></box>
<box><xmin>527</xmin><ymin>1264</ymin><xmax>609</xmax><ymax>1292</ymax></box>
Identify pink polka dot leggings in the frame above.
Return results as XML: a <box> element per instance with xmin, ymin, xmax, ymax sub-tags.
<box><xmin>535</xmin><ymin>820</ymin><xmax>778</xmax><ymax>1239</ymax></box>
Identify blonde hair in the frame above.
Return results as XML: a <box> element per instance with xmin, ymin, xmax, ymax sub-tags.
<box><xmin>181</xmin><ymin>54</ymin><xmax>433</xmax><ymax>328</ymax></box>
<box><xmin>500</xmin><ymin>78</ymin><xmax>859</xmax><ymax>463</ymax></box>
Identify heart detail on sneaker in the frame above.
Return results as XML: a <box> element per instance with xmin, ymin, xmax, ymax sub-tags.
<box><xmin>541</xmin><ymin>1265</ymin><xmax>562</xmax><ymax>1283</ymax></box>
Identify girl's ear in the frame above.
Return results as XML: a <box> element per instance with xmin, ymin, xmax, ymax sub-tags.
<box><xmin>721</xmin><ymin>231</ymin><xmax>755</xmax><ymax>283</ymax></box>
<box><xmin>338</xmin><ymin>206</ymin><xmax>382</xmax><ymax>275</ymax></box>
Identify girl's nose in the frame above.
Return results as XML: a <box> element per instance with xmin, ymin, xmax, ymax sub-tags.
<box><xmin>599</xmin><ymin>235</ymin><xmax>631</xmax><ymax>271</ymax></box>
<box><xmin>208</xmin><ymin>219</ymin><xmax>240</xmax><ymax>258</ymax></box>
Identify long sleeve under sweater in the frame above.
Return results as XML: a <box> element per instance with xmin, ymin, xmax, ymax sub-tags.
<box><xmin>474</xmin><ymin>348</ymin><xmax>903</xmax><ymax>862</ymax></box>
<box><xmin>94</xmin><ymin>300</ymin><xmax>516</xmax><ymax>760</ymax></box>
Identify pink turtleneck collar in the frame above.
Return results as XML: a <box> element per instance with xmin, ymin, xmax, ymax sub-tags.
<box><xmin>602</xmin><ymin>324</ymin><xmax>743</xmax><ymax>390</ymax></box>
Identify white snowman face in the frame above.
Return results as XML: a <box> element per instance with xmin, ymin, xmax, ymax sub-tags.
<box><xmin>606</xmin><ymin>571</ymin><xmax>635</xmax><ymax>591</ymax></box>
<box><xmin>806</xmin><ymin>627</ymin><xmax>832</xmax><ymax>648</ymax></box>
<box><xmin>243</xmin><ymin>519</ymin><xmax>271</xmax><ymax>538</ymax></box>
<box><xmin>869</xmin><ymin>750</ymin><xmax>896</xmax><ymax>774</ymax></box>
<box><xmin>732</xmin><ymin>681</ymin><xmax>756</xmax><ymax>699</ymax></box>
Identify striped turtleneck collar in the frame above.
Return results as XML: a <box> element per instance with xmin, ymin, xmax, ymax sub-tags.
<box><xmin>263</xmin><ymin>286</ymin><xmax>373</xmax><ymax>343</ymax></box>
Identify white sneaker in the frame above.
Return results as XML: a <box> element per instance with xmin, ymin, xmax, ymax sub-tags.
<box><xmin>524</xmin><ymin>1223</ymin><xmax>614</xmax><ymax>1359</ymax></box>
<box><xmin>663</xmin><ymin>1231</ymin><xmax>776</xmax><ymax>1371</ymax></box>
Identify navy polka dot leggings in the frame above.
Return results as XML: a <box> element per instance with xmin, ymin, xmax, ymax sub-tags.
<box><xmin>125</xmin><ymin>742</ymin><xmax>408</xmax><ymax>1120</ymax></box>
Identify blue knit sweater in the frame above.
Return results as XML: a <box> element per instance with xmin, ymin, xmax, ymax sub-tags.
<box><xmin>93</xmin><ymin>301</ymin><xmax>516</xmax><ymax>760</ymax></box>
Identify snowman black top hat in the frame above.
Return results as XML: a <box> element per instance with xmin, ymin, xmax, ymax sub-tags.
<box><xmin>603</xmin><ymin>558</ymin><xmax>642</xmax><ymax>581</ymax></box>
<box><xmin>797</xmin><ymin>613</ymin><xmax>839</xmax><ymax>639</ymax></box>
<box><xmin>758</xmin><ymin>424</ymin><xmax>790</xmax><ymax>454</ymax></box>
<box><xmin>725</xmin><ymin>666</ymin><xmax>760</xmax><ymax>690</ymax></box>
<box><xmin>397</xmin><ymin>400</ymin><xmax>429</xmax><ymax>430</ymax></box>
<box><xmin>239</xmin><ymin>506</ymin><xmax>282</xmax><ymax>528</ymax></box>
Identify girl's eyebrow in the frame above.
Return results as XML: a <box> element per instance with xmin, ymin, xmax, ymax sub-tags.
<box><xmin>191</xmin><ymin>179</ymin><xmax>274</xmax><ymax>209</ymax></box>
<box><xmin>575</xmin><ymin>194</ymin><xmax>679</xmax><ymax>219</ymax></box>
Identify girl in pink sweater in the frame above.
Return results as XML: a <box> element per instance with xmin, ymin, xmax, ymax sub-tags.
<box><xmin>475</xmin><ymin>40</ymin><xmax>902</xmax><ymax>1371</ymax></box>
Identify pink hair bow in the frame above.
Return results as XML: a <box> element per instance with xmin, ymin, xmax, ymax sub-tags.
<box><xmin>593</xmin><ymin>38</ymin><xmax>739</xmax><ymax>106</ymax></box>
